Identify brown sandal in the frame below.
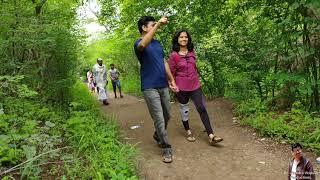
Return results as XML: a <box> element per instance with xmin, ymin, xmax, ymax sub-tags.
<box><xmin>209</xmin><ymin>135</ymin><xmax>223</xmax><ymax>145</ymax></box>
<box><xmin>186</xmin><ymin>132</ymin><xmax>196</xmax><ymax>142</ymax></box>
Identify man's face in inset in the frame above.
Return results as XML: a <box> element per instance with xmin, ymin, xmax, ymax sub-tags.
<box><xmin>292</xmin><ymin>146</ymin><xmax>302</xmax><ymax>160</ymax></box>
<box><xmin>110</xmin><ymin>64</ymin><xmax>114</xmax><ymax>70</ymax></box>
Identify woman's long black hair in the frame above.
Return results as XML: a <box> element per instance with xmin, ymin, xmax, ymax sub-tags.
<box><xmin>171</xmin><ymin>30</ymin><xmax>194</xmax><ymax>53</ymax></box>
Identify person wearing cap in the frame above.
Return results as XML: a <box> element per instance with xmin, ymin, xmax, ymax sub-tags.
<box><xmin>93</xmin><ymin>58</ymin><xmax>109</xmax><ymax>105</ymax></box>
<box><xmin>288</xmin><ymin>143</ymin><xmax>315</xmax><ymax>180</ymax></box>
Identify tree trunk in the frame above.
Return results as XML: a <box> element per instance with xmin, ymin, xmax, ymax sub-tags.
<box><xmin>255</xmin><ymin>79</ymin><xmax>264</xmax><ymax>101</ymax></box>
<box><xmin>32</xmin><ymin>0</ymin><xmax>47</xmax><ymax>15</ymax></box>
<box><xmin>12</xmin><ymin>0</ymin><xmax>18</xmax><ymax>60</ymax></box>
<box><xmin>302</xmin><ymin>12</ymin><xmax>320</xmax><ymax>110</ymax></box>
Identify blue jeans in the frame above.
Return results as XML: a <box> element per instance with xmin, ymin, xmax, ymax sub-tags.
<box><xmin>111</xmin><ymin>80</ymin><xmax>122</xmax><ymax>96</ymax></box>
<box><xmin>111</xmin><ymin>80</ymin><xmax>121</xmax><ymax>90</ymax></box>
<box><xmin>143</xmin><ymin>87</ymin><xmax>172</xmax><ymax>152</ymax></box>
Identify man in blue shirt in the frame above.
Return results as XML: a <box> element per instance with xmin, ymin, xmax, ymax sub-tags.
<box><xmin>134</xmin><ymin>16</ymin><xmax>178</xmax><ymax>163</ymax></box>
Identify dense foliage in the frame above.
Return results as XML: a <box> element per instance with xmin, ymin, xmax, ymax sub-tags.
<box><xmin>97</xmin><ymin>0</ymin><xmax>320</xmax><ymax>152</ymax></box>
<box><xmin>99</xmin><ymin>0</ymin><xmax>320</xmax><ymax>109</ymax></box>
<box><xmin>1</xmin><ymin>0</ymin><xmax>320</xmax><ymax>178</ymax></box>
<box><xmin>0</xmin><ymin>0</ymin><xmax>137</xmax><ymax>178</ymax></box>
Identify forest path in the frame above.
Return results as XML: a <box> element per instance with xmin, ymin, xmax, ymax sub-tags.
<box><xmin>101</xmin><ymin>94</ymin><xmax>320</xmax><ymax>180</ymax></box>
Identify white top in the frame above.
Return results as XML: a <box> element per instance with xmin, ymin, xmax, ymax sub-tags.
<box><xmin>93</xmin><ymin>64</ymin><xmax>107</xmax><ymax>87</ymax></box>
<box><xmin>291</xmin><ymin>160</ymin><xmax>299</xmax><ymax>180</ymax></box>
<box><xmin>109</xmin><ymin>68</ymin><xmax>119</xmax><ymax>81</ymax></box>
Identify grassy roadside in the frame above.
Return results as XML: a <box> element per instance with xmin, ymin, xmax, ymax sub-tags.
<box><xmin>63</xmin><ymin>81</ymin><xmax>138</xmax><ymax>178</ymax></box>
<box><xmin>0</xmin><ymin>81</ymin><xmax>137</xmax><ymax>179</ymax></box>
<box><xmin>235</xmin><ymin>99</ymin><xmax>320</xmax><ymax>155</ymax></box>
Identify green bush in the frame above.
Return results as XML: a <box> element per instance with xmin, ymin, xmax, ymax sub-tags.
<box><xmin>0</xmin><ymin>97</ymin><xmax>64</xmax><ymax>178</ymax></box>
<box><xmin>235</xmin><ymin>98</ymin><xmax>267</xmax><ymax>116</ymax></box>
<box><xmin>240</xmin><ymin>106</ymin><xmax>320</xmax><ymax>154</ymax></box>
<box><xmin>0</xmin><ymin>82</ymin><xmax>137</xmax><ymax>179</ymax></box>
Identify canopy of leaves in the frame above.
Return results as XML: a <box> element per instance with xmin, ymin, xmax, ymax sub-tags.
<box><xmin>99</xmin><ymin>0</ymin><xmax>320</xmax><ymax>111</ymax></box>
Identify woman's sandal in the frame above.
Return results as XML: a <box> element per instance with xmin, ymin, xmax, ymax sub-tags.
<box><xmin>186</xmin><ymin>132</ymin><xmax>196</xmax><ymax>142</ymax></box>
<box><xmin>209</xmin><ymin>135</ymin><xmax>223</xmax><ymax>145</ymax></box>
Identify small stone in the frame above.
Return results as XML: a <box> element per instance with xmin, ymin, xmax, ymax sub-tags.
<box><xmin>130</xmin><ymin>125</ymin><xmax>141</xmax><ymax>129</ymax></box>
<box><xmin>259</xmin><ymin>161</ymin><xmax>266</xmax><ymax>165</ymax></box>
<box><xmin>253</xmin><ymin>133</ymin><xmax>256</xmax><ymax>136</ymax></box>
<box><xmin>260</xmin><ymin>138</ymin><xmax>266</xmax><ymax>141</ymax></box>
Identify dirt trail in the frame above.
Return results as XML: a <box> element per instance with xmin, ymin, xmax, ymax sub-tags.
<box><xmin>101</xmin><ymin>94</ymin><xmax>320</xmax><ymax>180</ymax></box>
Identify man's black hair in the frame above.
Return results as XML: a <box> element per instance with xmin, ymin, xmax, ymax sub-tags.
<box><xmin>291</xmin><ymin>143</ymin><xmax>302</xmax><ymax>151</ymax></box>
<box><xmin>138</xmin><ymin>16</ymin><xmax>155</xmax><ymax>34</ymax></box>
<box><xmin>110</xmin><ymin>63</ymin><xmax>114</xmax><ymax>66</ymax></box>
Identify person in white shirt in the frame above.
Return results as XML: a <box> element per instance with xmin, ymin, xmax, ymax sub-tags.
<box><xmin>109</xmin><ymin>64</ymin><xmax>123</xmax><ymax>98</ymax></box>
<box><xmin>288</xmin><ymin>143</ymin><xmax>315</xmax><ymax>180</ymax></box>
<box><xmin>93</xmin><ymin>58</ymin><xmax>109</xmax><ymax>105</ymax></box>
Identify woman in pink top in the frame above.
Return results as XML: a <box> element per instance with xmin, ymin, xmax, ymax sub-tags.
<box><xmin>168</xmin><ymin>30</ymin><xmax>223</xmax><ymax>145</ymax></box>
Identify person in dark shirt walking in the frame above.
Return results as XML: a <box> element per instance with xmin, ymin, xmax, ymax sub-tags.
<box><xmin>134</xmin><ymin>16</ymin><xmax>179</xmax><ymax>163</ymax></box>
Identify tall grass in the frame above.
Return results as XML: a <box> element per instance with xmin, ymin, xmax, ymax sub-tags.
<box><xmin>0</xmin><ymin>81</ymin><xmax>137</xmax><ymax>179</ymax></box>
<box><xmin>119</xmin><ymin>75</ymin><xmax>142</xmax><ymax>97</ymax></box>
<box><xmin>63</xmin><ymin>81</ymin><xmax>138</xmax><ymax>178</ymax></box>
